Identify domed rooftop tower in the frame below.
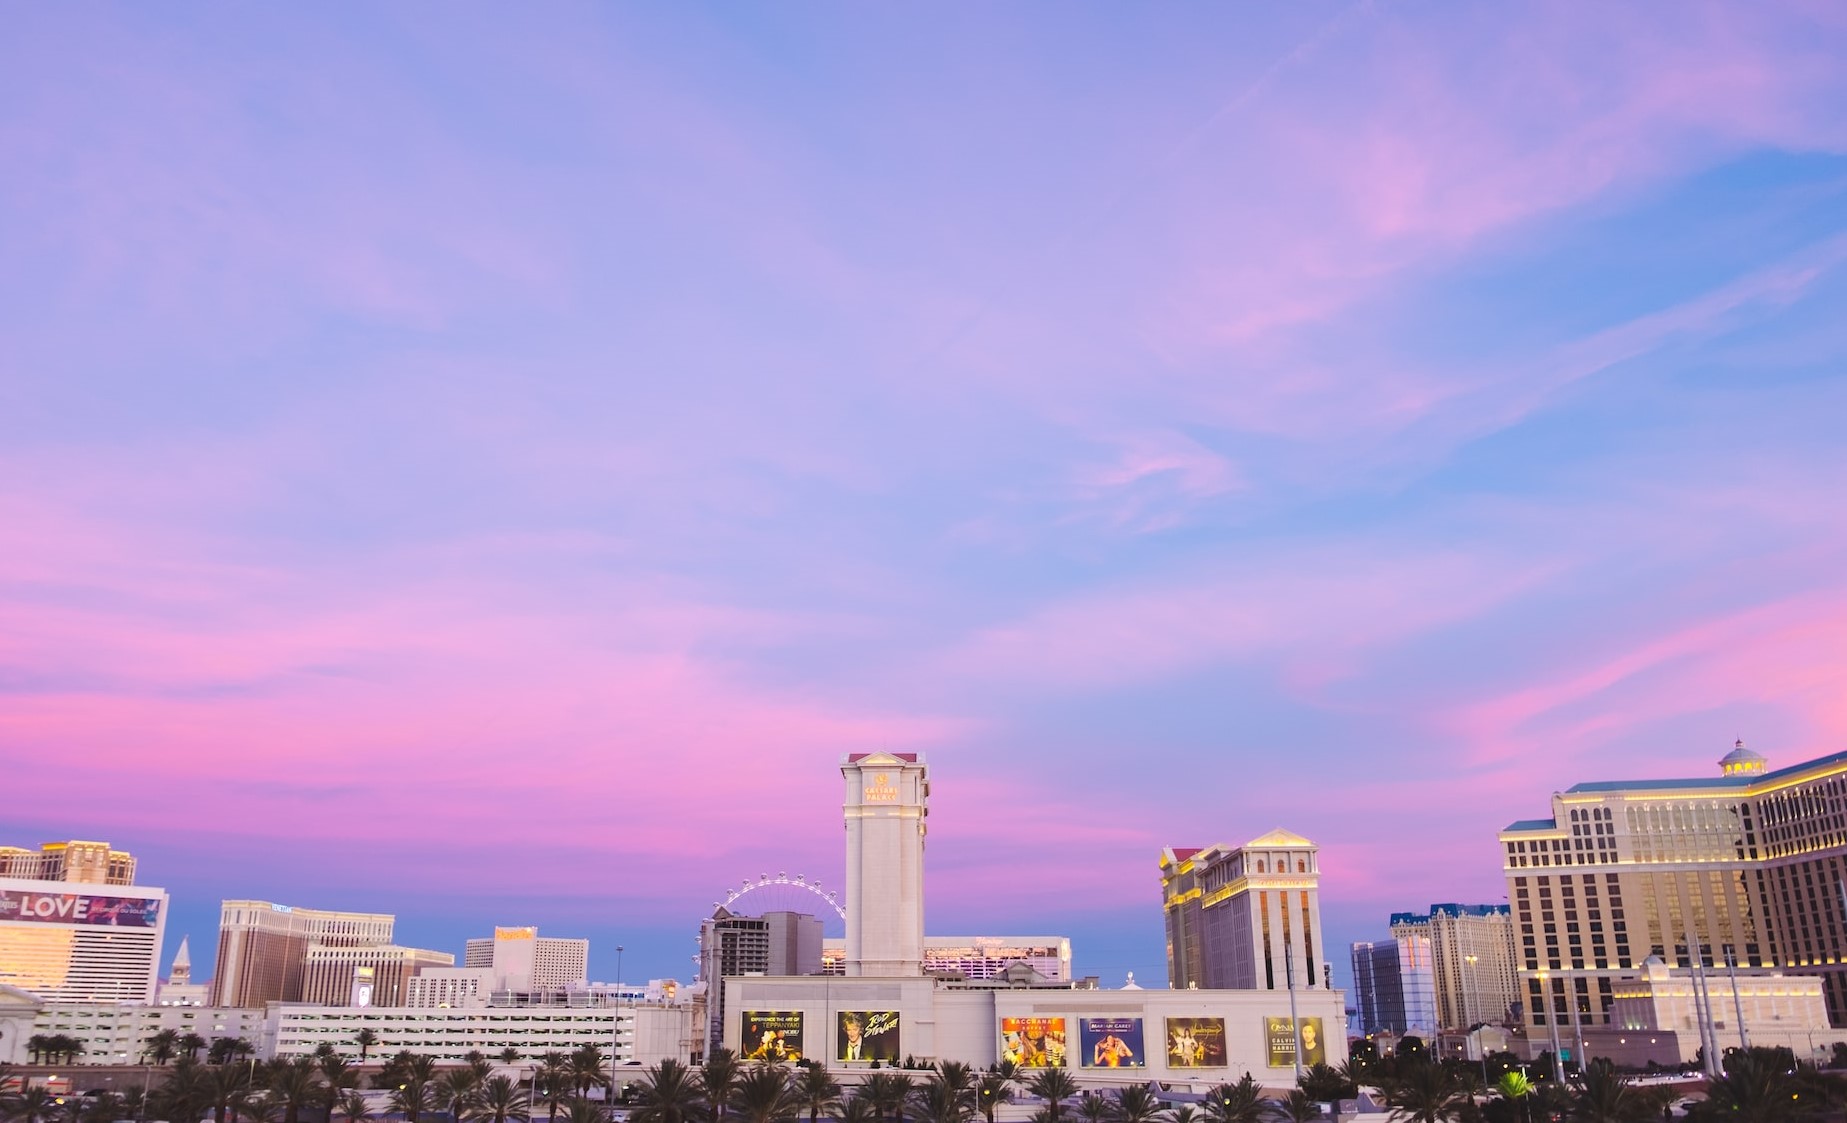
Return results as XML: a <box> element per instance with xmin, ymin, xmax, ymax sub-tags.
<box><xmin>1719</xmin><ymin>739</ymin><xmax>1767</xmax><ymax>777</ymax></box>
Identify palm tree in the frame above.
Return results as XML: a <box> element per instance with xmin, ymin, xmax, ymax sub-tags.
<box><xmin>730</xmin><ymin>1066</ymin><xmax>796</xmax><ymax>1123</ymax></box>
<box><xmin>473</xmin><ymin>1076</ymin><xmax>533</xmax><ymax>1123</ymax></box>
<box><xmin>1493</xmin><ymin>1072</ymin><xmax>1532</xmax><ymax>1123</ymax></box>
<box><xmin>1268</xmin><ymin>1093</ymin><xmax>1319</xmax><ymax>1123</ymax></box>
<box><xmin>1382</xmin><ymin>1061</ymin><xmax>1468</xmax><ymax>1123</ymax></box>
<box><xmin>975</xmin><ymin>1074</ymin><xmax>1013</xmax><ymax>1123</ymax></box>
<box><xmin>353</xmin><ymin>1031</ymin><xmax>380</xmax><ymax>1065</ymax></box>
<box><xmin>1025</xmin><ymin>1071</ymin><xmax>1079</xmax><ymax>1123</ymax></box>
<box><xmin>181</xmin><ymin>1034</ymin><xmax>210</xmax><ymax>1062</ymax></box>
<box><xmin>1699</xmin><ymin>1052</ymin><xmax>1793</xmax><ymax>1123</ymax></box>
<box><xmin>79</xmin><ymin>1092</ymin><xmax>125</xmax><ymax>1123</ymax></box>
<box><xmin>630</xmin><ymin>1059</ymin><xmax>708</xmax><ymax>1123</ymax></box>
<box><xmin>1074</xmin><ymin>1093</ymin><xmax>1110</xmax><ymax>1123</ymax></box>
<box><xmin>392</xmin><ymin>1080</ymin><xmax>436</xmax><ymax>1123</ymax></box>
<box><xmin>1568</xmin><ymin>1060</ymin><xmax>1646</xmax><ymax>1123</ymax></box>
<box><xmin>320</xmin><ymin>1056</ymin><xmax>362</xmax><ymax>1123</ymax></box>
<box><xmin>1169</xmin><ymin>1108</ymin><xmax>1200</xmax><ymax>1123</ymax></box>
<box><xmin>792</xmin><ymin>1066</ymin><xmax>841</xmax><ymax>1123</ymax></box>
<box><xmin>1112</xmin><ymin>1086</ymin><xmax>1165</xmax><ymax>1123</ymax></box>
<box><xmin>439</xmin><ymin>1070</ymin><xmax>485</xmax><ymax>1123</ymax></box>
<box><xmin>562</xmin><ymin>1100</ymin><xmax>607</xmax><ymax>1123</ymax></box>
<box><xmin>701</xmin><ymin>1050</ymin><xmax>740</xmax><ymax>1123</ymax></box>
<box><xmin>338</xmin><ymin>1091</ymin><xmax>373</xmax><ymax>1123</ymax></box>
<box><xmin>210</xmin><ymin>1059</ymin><xmax>256</xmax><ymax>1123</ymax></box>
<box><xmin>861</xmin><ymin>1075</ymin><xmax>913</xmax><ymax>1123</ymax></box>
<box><xmin>268</xmin><ymin>1057</ymin><xmax>328</xmax><ymax>1123</ymax></box>
<box><xmin>909</xmin><ymin>1077</ymin><xmax>972</xmax><ymax>1123</ymax></box>
<box><xmin>1202</xmin><ymin>1077</ymin><xmax>1266</xmax><ymax>1123</ymax></box>
<box><xmin>146</xmin><ymin>1028</ymin><xmax>183</xmax><ymax>1065</ymax></box>
<box><xmin>156</xmin><ymin>1057</ymin><xmax>216</xmax><ymax>1123</ymax></box>
<box><xmin>569</xmin><ymin>1047</ymin><xmax>609</xmax><ymax>1100</ymax></box>
<box><xmin>10</xmin><ymin>1086</ymin><xmax>62</xmax><ymax>1123</ymax></box>
<box><xmin>535</xmin><ymin>1057</ymin><xmax>572</xmax><ymax>1123</ymax></box>
<box><xmin>497</xmin><ymin>1050</ymin><xmax>523</xmax><ymax>1068</ymax></box>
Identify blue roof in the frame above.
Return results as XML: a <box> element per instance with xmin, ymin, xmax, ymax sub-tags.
<box><xmin>1391</xmin><ymin>903</ymin><xmax>1511</xmax><ymax>926</ymax></box>
<box><xmin>1561</xmin><ymin>747</ymin><xmax>1847</xmax><ymax>795</ymax></box>
<box><xmin>1504</xmin><ymin>818</ymin><xmax>1556</xmax><ymax>832</ymax></box>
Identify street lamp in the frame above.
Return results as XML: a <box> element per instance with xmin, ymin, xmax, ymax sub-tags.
<box><xmin>1536</xmin><ymin>969</ymin><xmax>1563</xmax><ymax>1082</ymax></box>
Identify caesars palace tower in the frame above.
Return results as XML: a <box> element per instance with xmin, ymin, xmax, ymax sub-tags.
<box><xmin>841</xmin><ymin>752</ymin><xmax>928</xmax><ymax>977</ymax></box>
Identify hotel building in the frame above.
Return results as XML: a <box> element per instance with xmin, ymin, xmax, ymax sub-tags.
<box><xmin>1389</xmin><ymin>904</ymin><xmax>1520</xmax><ymax>1029</ymax></box>
<box><xmin>1161</xmin><ymin>830</ymin><xmax>1327</xmax><ymax>992</ymax></box>
<box><xmin>462</xmin><ymin>928</ymin><xmax>590</xmax><ymax>991</ymax></box>
<box><xmin>1500</xmin><ymin>743</ymin><xmax>1847</xmax><ymax>1034</ymax></box>
<box><xmin>1350</xmin><ymin>936</ymin><xmax>1437</xmax><ymax>1038</ymax></box>
<box><xmin>211</xmin><ymin>900</ymin><xmax>395</xmax><ymax>1007</ymax></box>
<box><xmin>301</xmin><ymin>944</ymin><xmax>455</xmax><ymax>1006</ymax></box>
<box><xmin>0</xmin><ymin>841</ymin><xmax>137</xmax><ymax>886</ymax></box>
<box><xmin>0</xmin><ymin>870</ymin><xmax>167</xmax><ymax>1003</ymax></box>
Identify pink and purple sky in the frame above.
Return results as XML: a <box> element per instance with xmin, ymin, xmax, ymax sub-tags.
<box><xmin>4</xmin><ymin>5</ymin><xmax>1847</xmax><ymax>992</ymax></box>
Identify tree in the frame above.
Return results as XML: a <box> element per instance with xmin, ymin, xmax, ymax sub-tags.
<box><xmin>145</xmin><ymin>1029</ymin><xmax>183</xmax><ymax>1066</ymax></box>
<box><xmin>1203</xmin><ymin>1077</ymin><xmax>1267</xmax><ymax>1123</ymax></box>
<box><xmin>975</xmin><ymin>1073</ymin><xmax>1013</xmax><ymax>1123</ymax></box>
<box><xmin>1074</xmin><ymin>1093</ymin><xmax>1110</xmax><ymax>1123</ymax></box>
<box><xmin>1568</xmin><ymin>1059</ymin><xmax>1654</xmax><ymax>1123</ymax></box>
<box><xmin>180</xmin><ymin>1034</ymin><xmax>210</xmax><ymax>1062</ymax></box>
<box><xmin>473</xmin><ymin>1076</ymin><xmax>533</xmax><ymax>1123</ymax></box>
<box><xmin>338</xmin><ymin>1092</ymin><xmax>373</xmax><ymax>1123</ymax></box>
<box><xmin>536</xmin><ymin>1057</ymin><xmax>572</xmax><ymax>1123</ymax></box>
<box><xmin>571</xmin><ymin>1047</ymin><xmax>610</xmax><ymax>1100</ymax></box>
<box><xmin>497</xmin><ymin>1050</ymin><xmax>523</xmax><ymax>1068</ymax></box>
<box><xmin>353</xmin><ymin>1031</ymin><xmax>380</xmax><ymax>1065</ymax></box>
<box><xmin>1111</xmin><ymin>1086</ymin><xmax>1165</xmax><ymax>1123</ymax></box>
<box><xmin>212</xmin><ymin>1038</ymin><xmax>257</xmax><ymax>1066</ymax></box>
<box><xmin>701</xmin><ymin>1051</ymin><xmax>740</xmax><ymax>1123</ymax></box>
<box><xmin>792</xmin><ymin>1066</ymin><xmax>841</xmax><ymax>1123</ymax></box>
<box><xmin>631</xmin><ymin>1059</ymin><xmax>708</xmax><ymax>1123</ymax></box>
<box><xmin>319</xmin><ymin>1056</ymin><xmax>362</xmax><ymax>1123</ymax></box>
<box><xmin>1170</xmin><ymin>1109</ymin><xmax>1200</xmax><ymax>1123</ymax></box>
<box><xmin>1024</xmin><ymin>1071</ymin><xmax>1079</xmax><ymax>1123</ymax></box>
<box><xmin>10</xmin><ymin>1087</ymin><xmax>63</xmax><ymax>1123</ymax></box>
<box><xmin>909</xmin><ymin>1076</ymin><xmax>973</xmax><ymax>1123</ymax></box>
<box><xmin>267</xmin><ymin>1057</ymin><xmax>328</xmax><ymax>1123</ymax></box>
<box><xmin>563</xmin><ymin>1100</ymin><xmax>607</xmax><ymax>1123</ymax></box>
<box><xmin>210</xmin><ymin>1058</ymin><xmax>256</xmax><ymax>1123</ymax></box>
<box><xmin>1382</xmin><ymin>1062</ymin><xmax>1468</xmax><ymax>1123</ymax></box>
<box><xmin>438</xmin><ymin>1069</ymin><xmax>484</xmax><ymax>1123</ymax></box>
<box><xmin>730</xmin><ymin>1066</ymin><xmax>796</xmax><ymax>1123</ymax></box>
<box><xmin>1268</xmin><ymin>1093</ymin><xmax>1320</xmax><ymax>1123</ymax></box>
<box><xmin>1300</xmin><ymin>1065</ymin><xmax>1356</xmax><ymax>1104</ymax></box>
<box><xmin>839</xmin><ymin>1100</ymin><xmax>876</xmax><ymax>1123</ymax></box>
<box><xmin>861</xmin><ymin>1075</ymin><xmax>913</xmax><ymax>1123</ymax></box>
<box><xmin>391</xmin><ymin>1080</ymin><xmax>436</xmax><ymax>1123</ymax></box>
<box><xmin>154</xmin><ymin>1057</ymin><xmax>216</xmax><ymax>1123</ymax></box>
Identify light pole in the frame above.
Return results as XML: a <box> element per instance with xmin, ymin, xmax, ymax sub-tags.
<box><xmin>1536</xmin><ymin>969</ymin><xmax>1562</xmax><ymax>1082</ymax></box>
<box><xmin>611</xmin><ymin>944</ymin><xmax>627</xmax><ymax>1107</ymax></box>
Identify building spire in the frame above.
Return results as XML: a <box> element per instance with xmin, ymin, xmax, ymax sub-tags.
<box><xmin>170</xmin><ymin>935</ymin><xmax>191</xmax><ymax>984</ymax></box>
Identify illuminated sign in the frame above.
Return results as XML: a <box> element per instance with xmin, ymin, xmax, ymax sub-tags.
<box><xmin>1079</xmin><ymin>1018</ymin><xmax>1144</xmax><ymax>1068</ymax></box>
<box><xmin>864</xmin><ymin>774</ymin><xmax>898</xmax><ymax>802</ymax></box>
<box><xmin>1000</xmin><ymin>1017</ymin><xmax>1068</xmax><ymax>1068</ymax></box>
<box><xmin>1165</xmin><ymin>1017</ymin><xmax>1227</xmax><ymax>1068</ymax></box>
<box><xmin>0</xmin><ymin>890</ymin><xmax>160</xmax><ymax>928</ymax></box>
<box><xmin>837</xmin><ymin>1011</ymin><xmax>900</xmax><ymax>1062</ymax></box>
<box><xmin>742</xmin><ymin>1011</ymin><xmax>804</xmax><ymax>1062</ymax></box>
<box><xmin>1264</xmin><ymin>1017</ymin><xmax>1326</xmax><ymax>1068</ymax></box>
<box><xmin>496</xmin><ymin>927</ymin><xmax>538</xmax><ymax>941</ymax></box>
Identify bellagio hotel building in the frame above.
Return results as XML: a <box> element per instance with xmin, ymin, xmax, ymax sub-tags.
<box><xmin>1501</xmin><ymin>742</ymin><xmax>1847</xmax><ymax>1033</ymax></box>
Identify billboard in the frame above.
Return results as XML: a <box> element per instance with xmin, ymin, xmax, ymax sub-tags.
<box><xmin>741</xmin><ymin>1011</ymin><xmax>804</xmax><ymax>1062</ymax></box>
<box><xmin>0</xmin><ymin>890</ymin><xmax>161</xmax><ymax>928</ymax></box>
<box><xmin>1164</xmin><ymin>1017</ymin><xmax>1227</xmax><ymax>1068</ymax></box>
<box><xmin>837</xmin><ymin>1011</ymin><xmax>900</xmax><ymax>1062</ymax></box>
<box><xmin>1078</xmin><ymin>1018</ymin><xmax>1145</xmax><ymax>1068</ymax></box>
<box><xmin>1264</xmin><ymin>1017</ymin><xmax>1327</xmax><ymax>1068</ymax></box>
<box><xmin>999</xmin><ymin>1017</ymin><xmax>1068</xmax><ymax>1068</ymax></box>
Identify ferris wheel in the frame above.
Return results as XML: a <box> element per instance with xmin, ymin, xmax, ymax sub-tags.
<box><xmin>712</xmin><ymin>870</ymin><xmax>846</xmax><ymax>935</ymax></box>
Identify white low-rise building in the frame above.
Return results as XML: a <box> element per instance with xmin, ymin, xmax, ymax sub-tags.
<box><xmin>272</xmin><ymin>1000</ymin><xmax>701</xmax><ymax>1068</ymax></box>
<box><xmin>21</xmin><ymin>1002</ymin><xmax>270</xmax><ymax>1064</ymax></box>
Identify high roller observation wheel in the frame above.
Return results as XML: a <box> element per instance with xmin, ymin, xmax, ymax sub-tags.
<box><xmin>717</xmin><ymin>870</ymin><xmax>846</xmax><ymax>920</ymax></box>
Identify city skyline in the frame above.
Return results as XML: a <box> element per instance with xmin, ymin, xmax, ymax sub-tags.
<box><xmin>5</xmin><ymin>7</ymin><xmax>1847</xmax><ymax>998</ymax></box>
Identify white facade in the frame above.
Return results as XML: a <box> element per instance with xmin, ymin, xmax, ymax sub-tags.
<box><xmin>724</xmin><ymin>975</ymin><xmax>1346</xmax><ymax>1086</ymax></box>
<box><xmin>407</xmin><ymin>968</ymin><xmax>497</xmax><ymax>1008</ymax></box>
<box><xmin>0</xmin><ymin>876</ymin><xmax>168</xmax><ymax>1003</ymax></box>
<box><xmin>272</xmin><ymin>1001</ymin><xmax>700</xmax><ymax>1068</ymax></box>
<box><xmin>842</xmin><ymin>752</ymin><xmax>928</xmax><ymax>977</ymax></box>
<box><xmin>822</xmin><ymin>937</ymin><xmax>1073</xmax><ymax>981</ymax></box>
<box><xmin>21</xmin><ymin>1003</ymin><xmax>269</xmax><ymax>1065</ymax></box>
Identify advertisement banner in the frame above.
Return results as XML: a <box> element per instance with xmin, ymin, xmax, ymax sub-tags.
<box><xmin>1264</xmin><ymin>1017</ymin><xmax>1326</xmax><ymax>1068</ymax></box>
<box><xmin>837</xmin><ymin>1011</ymin><xmax>900</xmax><ymax>1062</ymax></box>
<box><xmin>1164</xmin><ymin>1017</ymin><xmax>1227</xmax><ymax>1068</ymax></box>
<box><xmin>1078</xmin><ymin>1018</ymin><xmax>1145</xmax><ymax>1068</ymax></box>
<box><xmin>741</xmin><ymin>1011</ymin><xmax>804</xmax><ymax>1062</ymax></box>
<box><xmin>999</xmin><ymin>1017</ymin><xmax>1068</xmax><ymax>1068</ymax></box>
<box><xmin>0</xmin><ymin>890</ymin><xmax>160</xmax><ymax>928</ymax></box>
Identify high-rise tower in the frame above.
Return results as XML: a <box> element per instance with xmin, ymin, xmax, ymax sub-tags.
<box><xmin>841</xmin><ymin>752</ymin><xmax>928</xmax><ymax>976</ymax></box>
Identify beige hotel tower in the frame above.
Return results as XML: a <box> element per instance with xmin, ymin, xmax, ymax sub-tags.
<box><xmin>841</xmin><ymin>752</ymin><xmax>928</xmax><ymax>977</ymax></box>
